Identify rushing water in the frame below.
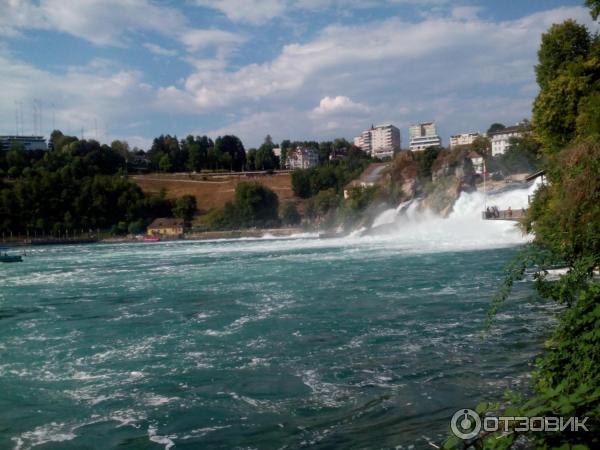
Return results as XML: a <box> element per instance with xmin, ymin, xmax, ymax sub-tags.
<box><xmin>0</xmin><ymin>181</ymin><xmax>557</xmax><ymax>450</ymax></box>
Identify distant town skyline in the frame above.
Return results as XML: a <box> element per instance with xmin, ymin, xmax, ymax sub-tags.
<box><xmin>0</xmin><ymin>0</ymin><xmax>597</xmax><ymax>149</ymax></box>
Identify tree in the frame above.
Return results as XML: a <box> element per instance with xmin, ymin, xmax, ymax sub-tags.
<box><xmin>255</xmin><ymin>135</ymin><xmax>277</xmax><ymax>170</ymax></box>
<box><xmin>263</xmin><ymin>134</ymin><xmax>274</xmax><ymax>147</ymax></box>
<box><xmin>214</xmin><ymin>135</ymin><xmax>246</xmax><ymax>171</ymax></box>
<box><xmin>533</xmin><ymin>30</ymin><xmax>600</xmax><ymax>151</ymax></box>
<box><xmin>465</xmin><ymin>7</ymin><xmax>600</xmax><ymax>448</ymax></box>
<box><xmin>0</xmin><ymin>130</ymin><xmax>174</xmax><ymax>235</ymax></box>
<box><xmin>280</xmin><ymin>139</ymin><xmax>292</xmax><ymax>167</ymax></box>
<box><xmin>246</xmin><ymin>149</ymin><xmax>257</xmax><ymax>171</ymax></box>
<box><xmin>282</xmin><ymin>202</ymin><xmax>301</xmax><ymax>226</ymax></box>
<box><xmin>158</xmin><ymin>153</ymin><xmax>172</xmax><ymax>172</ymax></box>
<box><xmin>414</xmin><ymin>145</ymin><xmax>441</xmax><ymax>179</ymax></box>
<box><xmin>487</xmin><ymin>123</ymin><xmax>506</xmax><ymax>134</ymax></box>
<box><xmin>234</xmin><ymin>182</ymin><xmax>279</xmax><ymax>227</ymax></box>
<box><xmin>110</xmin><ymin>140</ymin><xmax>130</xmax><ymax>160</ymax></box>
<box><xmin>173</xmin><ymin>194</ymin><xmax>197</xmax><ymax>222</ymax></box>
<box><xmin>255</xmin><ymin>146</ymin><xmax>276</xmax><ymax>170</ymax></box>
<box><xmin>318</xmin><ymin>141</ymin><xmax>333</xmax><ymax>164</ymax></box>
<box><xmin>291</xmin><ymin>170</ymin><xmax>312</xmax><ymax>198</ymax></box>
<box><xmin>471</xmin><ymin>136</ymin><xmax>491</xmax><ymax>159</ymax></box>
<box><xmin>586</xmin><ymin>0</ymin><xmax>600</xmax><ymax>20</ymax></box>
<box><xmin>496</xmin><ymin>134</ymin><xmax>540</xmax><ymax>174</ymax></box>
<box><xmin>6</xmin><ymin>143</ymin><xmax>28</xmax><ymax>177</ymax></box>
<box><xmin>313</xmin><ymin>188</ymin><xmax>339</xmax><ymax>216</ymax></box>
<box><xmin>219</xmin><ymin>182</ymin><xmax>279</xmax><ymax>228</ymax></box>
<box><xmin>535</xmin><ymin>19</ymin><xmax>591</xmax><ymax>90</ymax></box>
<box><xmin>186</xmin><ymin>142</ymin><xmax>201</xmax><ymax>172</ymax></box>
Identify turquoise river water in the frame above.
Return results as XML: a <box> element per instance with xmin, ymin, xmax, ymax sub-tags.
<box><xmin>0</xmin><ymin>227</ymin><xmax>558</xmax><ymax>449</ymax></box>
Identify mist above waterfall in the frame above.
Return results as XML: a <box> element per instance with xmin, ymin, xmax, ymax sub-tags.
<box><xmin>355</xmin><ymin>178</ymin><xmax>542</xmax><ymax>252</ymax></box>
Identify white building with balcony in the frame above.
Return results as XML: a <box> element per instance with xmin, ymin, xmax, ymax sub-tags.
<box><xmin>409</xmin><ymin>122</ymin><xmax>442</xmax><ymax>151</ymax></box>
<box><xmin>353</xmin><ymin>124</ymin><xmax>400</xmax><ymax>158</ymax></box>
<box><xmin>489</xmin><ymin>122</ymin><xmax>529</xmax><ymax>156</ymax></box>
<box><xmin>449</xmin><ymin>132</ymin><xmax>480</xmax><ymax>149</ymax></box>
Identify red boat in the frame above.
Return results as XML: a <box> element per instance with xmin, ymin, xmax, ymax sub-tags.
<box><xmin>143</xmin><ymin>236</ymin><xmax>161</xmax><ymax>242</ymax></box>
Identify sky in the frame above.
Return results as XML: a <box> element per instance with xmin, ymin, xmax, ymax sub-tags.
<box><xmin>0</xmin><ymin>0</ymin><xmax>597</xmax><ymax>150</ymax></box>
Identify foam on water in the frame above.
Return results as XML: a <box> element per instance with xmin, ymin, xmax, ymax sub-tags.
<box><xmin>365</xmin><ymin>178</ymin><xmax>541</xmax><ymax>252</ymax></box>
<box><xmin>0</xmin><ymin>178</ymin><xmax>558</xmax><ymax>449</ymax></box>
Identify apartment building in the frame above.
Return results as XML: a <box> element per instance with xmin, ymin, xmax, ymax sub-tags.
<box><xmin>409</xmin><ymin>122</ymin><xmax>442</xmax><ymax>151</ymax></box>
<box><xmin>0</xmin><ymin>135</ymin><xmax>48</xmax><ymax>152</ymax></box>
<box><xmin>449</xmin><ymin>132</ymin><xmax>480</xmax><ymax>149</ymax></box>
<box><xmin>353</xmin><ymin>124</ymin><xmax>400</xmax><ymax>158</ymax></box>
<box><xmin>489</xmin><ymin>122</ymin><xmax>529</xmax><ymax>156</ymax></box>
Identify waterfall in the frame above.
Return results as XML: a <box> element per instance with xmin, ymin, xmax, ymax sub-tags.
<box><xmin>365</xmin><ymin>178</ymin><xmax>542</xmax><ymax>251</ymax></box>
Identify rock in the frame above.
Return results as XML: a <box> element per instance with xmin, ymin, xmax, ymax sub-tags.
<box><xmin>431</xmin><ymin>148</ymin><xmax>476</xmax><ymax>186</ymax></box>
<box><xmin>420</xmin><ymin>176</ymin><xmax>462</xmax><ymax>218</ymax></box>
<box><xmin>387</xmin><ymin>153</ymin><xmax>423</xmax><ymax>201</ymax></box>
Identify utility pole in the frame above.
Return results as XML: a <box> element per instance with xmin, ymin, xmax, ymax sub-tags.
<box><xmin>19</xmin><ymin>101</ymin><xmax>24</xmax><ymax>136</ymax></box>
<box><xmin>32</xmin><ymin>100</ymin><xmax>37</xmax><ymax>135</ymax></box>
<box><xmin>14</xmin><ymin>101</ymin><xmax>19</xmax><ymax>135</ymax></box>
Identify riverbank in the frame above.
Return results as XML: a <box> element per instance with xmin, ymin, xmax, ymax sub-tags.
<box><xmin>101</xmin><ymin>227</ymin><xmax>307</xmax><ymax>244</ymax></box>
<box><xmin>1</xmin><ymin>228</ymin><xmax>308</xmax><ymax>247</ymax></box>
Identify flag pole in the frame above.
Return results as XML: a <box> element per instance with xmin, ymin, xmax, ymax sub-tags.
<box><xmin>483</xmin><ymin>159</ymin><xmax>487</xmax><ymax>210</ymax></box>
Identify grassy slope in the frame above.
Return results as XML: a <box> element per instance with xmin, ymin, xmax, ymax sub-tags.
<box><xmin>130</xmin><ymin>172</ymin><xmax>295</xmax><ymax>213</ymax></box>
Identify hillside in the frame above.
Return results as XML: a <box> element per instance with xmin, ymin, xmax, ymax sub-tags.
<box><xmin>130</xmin><ymin>172</ymin><xmax>295</xmax><ymax>212</ymax></box>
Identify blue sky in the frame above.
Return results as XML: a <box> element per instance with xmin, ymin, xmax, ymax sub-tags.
<box><xmin>0</xmin><ymin>0</ymin><xmax>596</xmax><ymax>149</ymax></box>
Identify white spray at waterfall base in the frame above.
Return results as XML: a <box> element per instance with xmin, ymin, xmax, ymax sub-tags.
<box><xmin>360</xmin><ymin>178</ymin><xmax>542</xmax><ymax>252</ymax></box>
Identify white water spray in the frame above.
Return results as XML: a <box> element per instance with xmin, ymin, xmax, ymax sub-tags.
<box><xmin>364</xmin><ymin>178</ymin><xmax>542</xmax><ymax>252</ymax></box>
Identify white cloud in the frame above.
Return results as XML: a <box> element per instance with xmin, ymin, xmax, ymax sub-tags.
<box><xmin>193</xmin><ymin>0</ymin><xmax>287</xmax><ymax>25</ymax></box>
<box><xmin>172</xmin><ymin>5</ymin><xmax>597</xmax><ymax>146</ymax></box>
<box><xmin>312</xmin><ymin>96</ymin><xmax>369</xmax><ymax>115</ymax></box>
<box><xmin>0</xmin><ymin>0</ymin><xmax>185</xmax><ymax>46</ymax></box>
<box><xmin>0</xmin><ymin>49</ymin><xmax>160</xmax><ymax>145</ymax></box>
<box><xmin>173</xmin><ymin>6</ymin><xmax>594</xmax><ymax>113</ymax></box>
<box><xmin>179</xmin><ymin>29</ymin><xmax>246</xmax><ymax>52</ymax></box>
<box><xmin>2</xmin><ymin>2</ymin><xmax>598</xmax><ymax>149</ymax></box>
<box><xmin>192</xmin><ymin>0</ymin><xmax>452</xmax><ymax>25</ymax></box>
<box><xmin>143</xmin><ymin>43</ymin><xmax>178</xmax><ymax>57</ymax></box>
<box><xmin>0</xmin><ymin>0</ymin><xmax>245</xmax><ymax>57</ymax></box>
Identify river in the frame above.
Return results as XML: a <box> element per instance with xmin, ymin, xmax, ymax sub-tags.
<box><xmin>0</xmin><ymin>180</ymin><xmax>557</xmax><ymax>449</ymax></box>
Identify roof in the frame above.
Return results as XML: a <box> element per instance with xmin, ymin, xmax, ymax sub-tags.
<box><xmin>451</xmin><ymin>132</ymin><xmax>480</xmax><ymax>138</ymax></box>
<box><xmin>488</xmin><ymin>124</ymin><xmax>529</xmax><ymax>136</ymax></box>
<box><xmin>148</xmin><ymin>218</ymin><xmax>184</xmax><ymax>229</ymax></box>
<box><xmin>525</xmin><ymin>170</ymin><xmax>545</xmax><ymax>182</ymax></box>
<box><xmin>467</xmin><ymin>151</ymin><xmax>483</xmax><ymax>159</ymax></box>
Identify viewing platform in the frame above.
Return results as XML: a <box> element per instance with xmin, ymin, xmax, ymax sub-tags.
<box><xmin>482</xmin><ymin>207</ymin><xmax>526</xmax><ymax>221</ymax></box>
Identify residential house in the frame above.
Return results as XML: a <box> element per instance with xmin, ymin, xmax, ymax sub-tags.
<box><xmin>467</xmin><ymin>151</ymin><xmax>484</xmax><ymax>175</ymax></box>
<box><xmin>286</xmin><ymin>146</ymin><xmax>319</xmax><ymax>169</ymax></box>
<box><xmin>489</xmin><ymin>121</ymin><xmax>530</xmax><ymax>156</ymax></box>
<box><xmin>147</xmin><ymin>218</ymin><xmax>185</xmax><ymax>237</ymax></box>
<box><xmin>450</xmin><ymin>132</ymin><xmax>480</xmax><ymax>149</ymax></box>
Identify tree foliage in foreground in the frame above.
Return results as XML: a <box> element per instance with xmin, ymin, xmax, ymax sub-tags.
<box><xmin>445</xmin><ymin>7</ymin><xmax>600</xmax><ymax>449</ymax></box>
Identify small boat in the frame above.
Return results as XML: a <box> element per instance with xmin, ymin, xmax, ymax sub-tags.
<box><xmin>0</xmin><ymin>254</ymin><xmax>23</xmax><ymax>263</ymax></box>
<box><xmin>143</xmin><ymin>236</ymin><xmax>161</xmax><ymax>242</ymax></box>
